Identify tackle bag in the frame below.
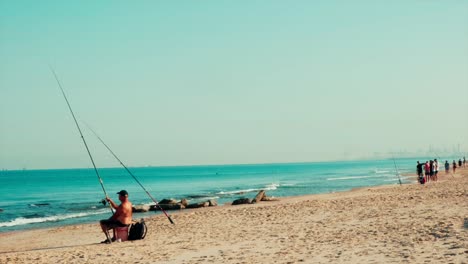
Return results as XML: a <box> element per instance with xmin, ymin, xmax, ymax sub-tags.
<box><xmin>128</xmin><ymin>218</ymin><xmax>148</xmax><ymax>241</ymax></box>
<box><xmin>419</xmin><ymin>176</ymin><xmax>425</xmax><ymax>184</ymax></box>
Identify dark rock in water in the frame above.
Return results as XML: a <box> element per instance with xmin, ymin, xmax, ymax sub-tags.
<box><xmin>132</xmin><ymin>204</ymin><xmax>150</xmax><ymax>213</ymax></box>
<box><xmin>150</xmin><ymin>203</ymin><xmax>184</xmax><ymax>211</ymax></box>
<box><xmin>232</xmin><ymin>198</ymin><xmax>251</xmax><ymax>205</ymax></box>
<box><xmin>158</xmin><ymin>199</ymin><xmax>178</xmax><ymax>205</ymax></box>
<box><xmin>251</xmin><ymin>190</ymin><xmax>266</xmax><ymax>204</ymax></box>
<box><xmin>186</xmin><ymin>201</ymin><xmax>209</xmax><ymax>209</ymax></box>
<box><xmin>0</xmin><ymin>208</ymin><xmax>3</xmax><ymax>212</ymax></box>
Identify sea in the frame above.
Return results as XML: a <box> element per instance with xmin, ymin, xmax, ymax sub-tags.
<box><xmin>0</xmin><ymin>158</ymin><xmax>422</xmax><ymax>233</ymax></box>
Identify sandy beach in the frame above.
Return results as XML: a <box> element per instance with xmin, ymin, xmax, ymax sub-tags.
<box><xmin>1</xmin><ymin>168</ymin><xmax>467</xmax><ymax>264</ymax></box>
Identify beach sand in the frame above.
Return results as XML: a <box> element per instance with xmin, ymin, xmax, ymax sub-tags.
<box><xmin>1</xmin><ymin>168</ymin><xmax>467</xmax><ymax>264</ymax></box>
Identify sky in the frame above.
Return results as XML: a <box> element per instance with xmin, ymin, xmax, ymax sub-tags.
<box><xmin>1</xmin><ymin>1</ymin><xmax>467</xmax><ymax>170</ymax></box>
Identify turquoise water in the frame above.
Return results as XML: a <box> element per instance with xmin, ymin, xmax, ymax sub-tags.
<box><xmin>0</xmin><ymin>158</ymin><xmax>418</xmax><ymax>232</ymax></box>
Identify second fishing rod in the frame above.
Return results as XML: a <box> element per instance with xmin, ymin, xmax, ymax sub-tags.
<box><xmin>85</xmin><ymin>124</ymin><xmax>175</xmax><ymax>225</ymax></box>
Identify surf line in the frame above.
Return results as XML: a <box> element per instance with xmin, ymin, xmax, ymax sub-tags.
<box><xmin>391</xmin><ymin>154</ymin><xmax>402</xmax><ymax>186</ymax></box>
<box><xmin>85</xmin><ymin>123</ymin><xmax>175</xmax><ymax>225</ymax></box>
<box><xmin>50</xmin><ymin>67</ymin><xmax>114</xmax><ymax>214</ymax></box>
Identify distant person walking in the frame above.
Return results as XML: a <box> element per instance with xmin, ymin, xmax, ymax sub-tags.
<box><xmin>459</xmin><ymin>159</ymin><xmax>462</xmax><ymax>168</ymax></box>
<box><xmin>424</xmin><ymin>161</ymin><xmax>431</xmax><ymax>183</ymax></box>
<box><xmin>429</xmin><ymin>160</ymin><xmax>434</xmax><ymax>181</ymax></box>
<box><xmin>444</xmin><ymin>160</ymin><xmax>450</xmax><ymax>174</ymax></box>
<box><xmin>416</xmin><ymin>161</ymin><xmax>424</xmax><ymax>183</ymax></box>
<box><xmin>452</xmin><ymin>160</ymin><xmax>457</xmax><ymax>174</ymax></box>
<box><xmin>434</xmin><ymin>159</ymin><xmax>439</xmax><ymax>181</ymax></box>
<box><xmin>464</xmin><ymin>157</ymin><xmax>466</xmax><ymax>168</ymax></box>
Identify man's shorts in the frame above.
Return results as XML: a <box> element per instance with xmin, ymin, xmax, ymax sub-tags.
<box><xmin>100</xmin><ymin>219</ymin><xmax>127</xmax><ymax>228</ymax></box>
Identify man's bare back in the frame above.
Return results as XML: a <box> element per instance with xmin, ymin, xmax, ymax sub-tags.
<box><xmin>113</xmin><ymin>199</ymin><xmax>132</xmax><ymax>225</ymax></box>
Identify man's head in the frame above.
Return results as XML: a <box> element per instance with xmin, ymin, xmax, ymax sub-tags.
<box><xmin>117</xmin><ymin>190</ymin><xmax>128</xmax><ymax>201</ymax></box>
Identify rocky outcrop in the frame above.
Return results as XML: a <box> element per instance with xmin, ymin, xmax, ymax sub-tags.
<box><xmin>145</xmin><ymin>197</ymin><xmax>218</xmax><ymax>211</ymax></box>
<box><xmin>251</xmin><ymin>190</ymin><xmax>266</xmax><ymax>204</ymax></box>
<box><xmin>133</xmin><ymin>191</ymin><xmax>278</xmax><ymax>213</ymax></box>
<box><xmin>232</xmin><ymin>198</ymin><xmax>252</xmax><ymax>205</ymax></box>
<box><xmin>150</xmin><ymin>203</ymin><xmax>185</xmax><ymax>211</ymax></box>
<box><xmin>232</xmin><ymin>190</ymin><xmax>279</xmax><ymax>205</ymax></box>
<box><xmin>261</xmin><ymin>196</ymin><xmax>280</xmax><ymax>201</ymax></box>
<box><xmin>180</xmin><ymin>199</ymin><xmax>188</xmax><ymax>207</ymax></box>
<box><xmin>132</xmin><ymin>204</ymin><xmax>150</xmax><ymax>213</ymax></box>
<box><xmin>158</xmin><ymin>199</ymin><xmax>178</xmax><ymax>205</ymax></box>
<box><xmin>186</xmin><ymin>201</ymin><xmax>209</xmax><ymax>209</ymax></box>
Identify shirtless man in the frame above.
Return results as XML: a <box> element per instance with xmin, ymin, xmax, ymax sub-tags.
<box><xmin>100</xmin><ymin>190</ymin><xmax>133</xmax><ymax>243</ymax></box>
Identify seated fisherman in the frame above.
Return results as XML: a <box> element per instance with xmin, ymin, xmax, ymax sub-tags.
<box><xmin>100</xmin><ymin>190</ymin><xmax>133</xmax><ymax>243</ymax></box>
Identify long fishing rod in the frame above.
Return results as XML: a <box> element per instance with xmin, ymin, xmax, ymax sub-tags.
<box><xmin>85</xmin><ymin>124</ymin><xmax>175</xmax><ymax>225</ymax></box>
<box><xmin>50</xmin><ymin>67</ymin><xmax>114</xmax><ymax>214</ymax></box>
<box><xmin>391</xmin><ymin>154</ymin><xmax>402</xmax><ymax>186</ymax></box>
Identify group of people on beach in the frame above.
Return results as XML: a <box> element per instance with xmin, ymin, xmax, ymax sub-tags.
<box><xmin>416</xmin><ymin>157</ymin><xmax>465</xmax><ymax>184</ymax></box>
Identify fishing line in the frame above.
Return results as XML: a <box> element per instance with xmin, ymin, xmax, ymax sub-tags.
<box><xmin>50</xmin><ymin>66</ymin><xmax>114</xmax><ymax>214</ymax></box>
<box><xmin>391</xmin><ymin>154</ymin><xmax>402</xmax><ymax>186</ymax></box>
<box><xmin>85</xmin><ymin>123</ymin><xmax>175</xmax><ymax>225</ymax></box>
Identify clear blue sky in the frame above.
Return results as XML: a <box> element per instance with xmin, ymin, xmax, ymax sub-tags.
<box><xmin>1</xmin><ymin>1</ymin><xmax>467</xmax><ymax>170</ymax></box>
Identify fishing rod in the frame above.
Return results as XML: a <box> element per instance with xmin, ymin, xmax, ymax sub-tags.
<box><xmin>50</xmin><ymin>67</ymin><xmax>114</xmax><ymax>214</ymax></box>
<box><xmin>85</xmin><ymin>124</ymin><xmax>175</xmax><ymax>225</ymax></box>
<box><xmin>391</xmin><ymin>154</ymin><xmax>402</xmax><ymax>186</ymax></box>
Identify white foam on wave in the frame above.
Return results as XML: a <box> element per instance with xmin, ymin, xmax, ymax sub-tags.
<box><xmin>327</xmin><ymin>175</ymin><xmax>379</xmax><ymax>181</ymax></box>
<box><xmin>217</xmin><ymin>189</ymin><xmax>258</xmax><ymax>195</ymax></box>
<box><xmin>217</xmin><ymin>183</ymin><xmax>280</xmax><ymax>196</ymax></box>
<box><xmin>199</xmin><ymin>196</ymin><xmax>220</xmax><ymax>201</ymax></box>
<box><xmin>264</xmin><ymin>183</ymin><xmax>279</xmax><ymax>190</ymax></box>
<box><xmin>0</xmin><ymin>208</ymin><xmax>108</xmax><ymax>227</ymax></box>
<box><xmin>383</xmin><ymin>178</ymin><xmax>399</xmax><ymax>182</ymax></box>
<box><xmin>374</xmin><ymin>169</ymin><xmax>391</xmax><ymax>174</ymax></box>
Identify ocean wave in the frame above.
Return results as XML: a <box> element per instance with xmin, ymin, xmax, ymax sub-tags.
<box><xmin>0</xmin><ymin>209</ymin><xmax>108</xmax><ymax>227</ymax></box>
<box><xmin>216</xmin><ymin>188</ymin><xmax>259</xmax><ymax>195</ymax></box>
<box><xmin>374</xmin><ymin>169</ymin><xmax>391</xmax><ymax>174</ymax></box>
<box><xmin>216</xmin><ymin>183</ymin><xmax>279</xmax><ymax>196</ymax></box>
<box><xmin>265</xmin><ymin>183</ymin><xmax>279</xmax><ymax>190</ymax></box>
<box><xmin>29</xmin><ymin>203</ymin><xmax>50</xmax><ymax>207</ymax></box>
<box><xmin>327</xmin><ymin>175</ymin><xmax>379</xmax><ymax>181</ymax></box>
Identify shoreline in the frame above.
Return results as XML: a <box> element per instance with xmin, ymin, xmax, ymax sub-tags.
<box><xmin>0</xmin><ymin>175</ymin><xmax>415</xmax><ymax>235</ymax></box>
<box><xmin>0</xmin><ymin>167</ymin><xmax>466</xmax><ymax>263</ymax></box>
<box><xmin>0</xmin><ymin>170</ymin><xmax>416</xmax><ymax>235</ymax></box>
